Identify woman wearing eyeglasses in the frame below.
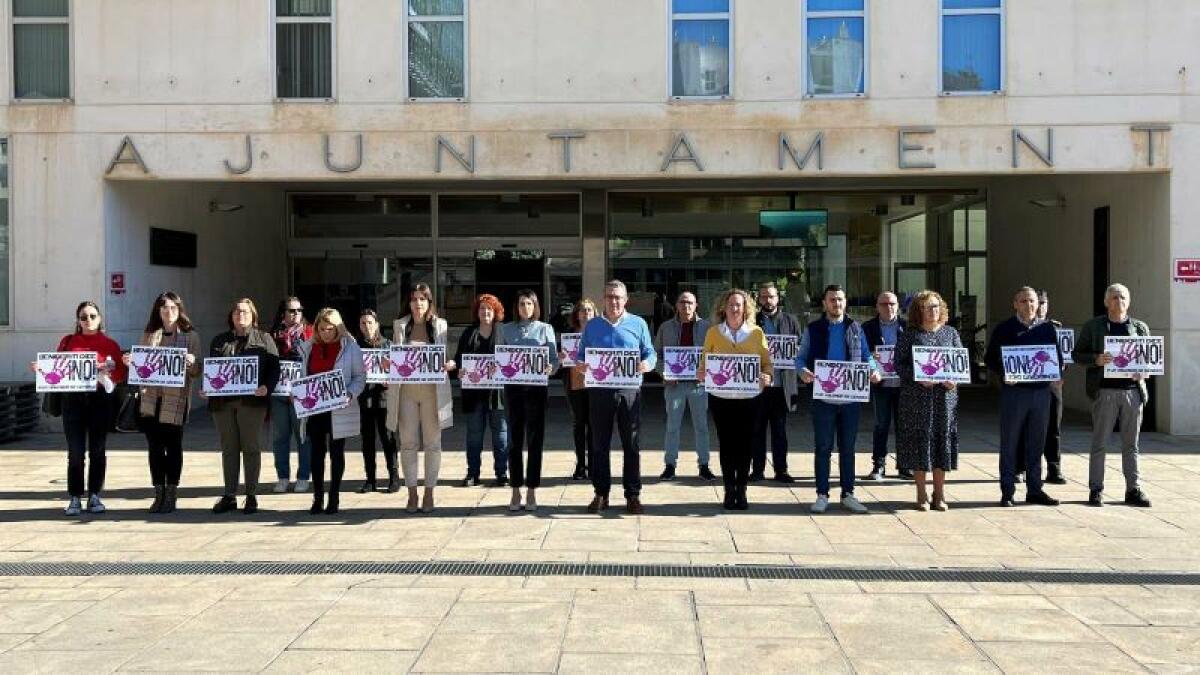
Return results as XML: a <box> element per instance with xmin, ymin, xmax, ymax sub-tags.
<box><xmin>122</xmin><ymin>292</ymin><xmax>201</xmax><ymax>514</ymax></box>
<box><xmin>269</xmin><ymin>297</ymin><xmax>314</xmax><ymax>494</ymax></box>
<box><xmin>31</xmin><ymin>301</ymin><xmax>127</xmax><ymax>516</ymax></box>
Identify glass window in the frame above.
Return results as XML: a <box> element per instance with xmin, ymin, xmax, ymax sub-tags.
<box><xmin>967</xmin><ymin>203</ymin><xmax>987</xmax><ymax>250</ymax></box>
<box><xmin>941</xmin><ymin>0</ymin><xmax>1002</xmax><ymax>93</ymax></box>
<box><xmin>12</xmin><ymin>0</ymin><xmax>70</xmax><ymax>100</ymax></box>
<box><xmin>276</xmin><ymin>0</ymin><xmax>333</xmax><ymax>99</ymax></box>
<box><xmin>438</xmin><ymin>194</ymin><xmax>580</xmax><ymax>237</ymax></box>
<box><xmin>890</xmin><ymin>214</ymin><xmax>927</xmax><ymax>263</ymax></box>
<box><xmin>0</xmin><ymin>139</ymin><xmax>8</xmax><ymax>325</ymax></box>
<box><xmin>805</xmin><ymin>0</ymin><xmax>865</xmax><ymax>96</ymax></box>
<box><xmin>291</xmin><ymin>194</ymin><xmax>432</xmax><ymax>238</ymax></box>
<box><xmin>406</xmin><ymin>0</ymin><xmax>466</xmax><ymax>99</ymax></box>
<box><xmin>671</xmin><ymin>0</ymin><xmax>731</xmax><ymax>98</ymax></box>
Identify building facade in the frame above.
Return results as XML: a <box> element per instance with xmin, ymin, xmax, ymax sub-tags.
<box><xmin>1</xmin><ymin>0</ymin><xmax>1196</xmax><ymax>432</ymax></box>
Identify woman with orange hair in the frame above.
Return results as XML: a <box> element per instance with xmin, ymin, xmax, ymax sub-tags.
<box><xmin>895</xmin><ymin>290</ymin><xmax>962</xmax><ymax>511</ymax></box>
<box><xmin>453</xmin><ymin>294</ymin><xmax>510</xmax><ymax>487</ymax></box>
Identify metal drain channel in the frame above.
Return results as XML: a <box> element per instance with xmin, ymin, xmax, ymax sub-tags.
<box><xmin>0</xmin><ymin>561</ymin><xmax>1196</xmax><ymax>585</ymax></box>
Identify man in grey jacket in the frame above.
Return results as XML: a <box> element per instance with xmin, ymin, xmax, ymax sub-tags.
<box><xmin>752</xmin><ymin>282</ymin><xmax>799</xmax><ymax>482</ymax></box>
<box><xmin>655</xmin><ymin>292</ymin><xmax>715</xmax><ymax>480</ymax></box>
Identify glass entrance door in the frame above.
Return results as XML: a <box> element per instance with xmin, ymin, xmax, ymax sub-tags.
<box><xmin>292</xmin><ymin>254</ymin><xmax>432</xmax><ymax>338</ymax></box>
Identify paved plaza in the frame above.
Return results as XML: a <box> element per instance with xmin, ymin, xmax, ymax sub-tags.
<box><xmin>0</xmin><ymin>397</ymin><xmax>1198</xmax><ymax>673</ymax></box>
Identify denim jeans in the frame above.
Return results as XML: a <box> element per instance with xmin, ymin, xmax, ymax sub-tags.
<box><xmin>812</xmin><ymin>400</ymin><xmax>861</xmax><ymax>497</ymax></box>
<box><xmin>270</xmin><ymin>396</ymin><xmax>310</xmax><ymax>481</ymax></box>
<box><xmin>871</xmin><ymin>387</ymin><xmax>901</xmax><ymax>467</ymax></box>
<box><xmin>465</xmin><ymin>405</ymin><xmax>509</xmax><ymax>480</ymax></box>
<box><xmin>663</xmin><ymin>381</ymin><xmax>710</xmax><ymax>467</ymax></box>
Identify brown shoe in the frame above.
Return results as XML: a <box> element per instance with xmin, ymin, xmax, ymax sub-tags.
<box><xmin>625</xmin><ymin>497</ymin><xmax>644</xmax><ymax>515</ymax></box>
<box><xmin>587</xmin><ymin>495</ymin><xmax>608</xmax><ymax>513</ymax></box>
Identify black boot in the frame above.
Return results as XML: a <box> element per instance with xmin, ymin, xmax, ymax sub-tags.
<box><xmin>162</xmin><ymin>485</ymin><xmax>178</xmax><ymax>514</ymax></box>
<box><xmin>735</xmin><ymin>484</ymin><xmax>749</xmax><ymax>510</ymax></box>
<box><xmin>358</xmin><ymin>481</ymin><xmax>376</xmax><ymax>494</ymax></box>
<box><xmin>310</xmin><ymin>494</ymin><xmax>324</xmax><ymax>515</ymax></box>
<box><xmin>325</xmin><ymin>494</ymin><xmax>340</xmax><ymax>515</ymax></box>
<box><xmin>722</xmin><ymin>481</ymin><xmax>736</xmax><ymax>509</ymax></box>
<box><xmin>387</xmin><ymin>468</ymin><xmax>400</xmax><ymax>493</ymax></box>
<box><xmin>149</xmin><ymin>485</ymin><xmax>164</xmax><ymax>514</ymax></box>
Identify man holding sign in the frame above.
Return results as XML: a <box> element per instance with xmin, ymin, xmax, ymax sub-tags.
<box><xmin>796</xmin><ymin>285</ymin><xmax>882</xmax><ymax>514</ymax></box>
<box><xmin>1072</xmin><ymin>283</ymin><xmax>1153</xmax><ymax>508</ymax></box>
<box><xmin>576</xmin><ymin>280</ymin><xmax>656</xmax><ymax>515</ymax></box>
<box><xmin>752</xmin><ymin>283</ymin><xmax>800</xmax><ymax>483</ymax></box>
<box><xmin>984</xmin><ymin>287</ymin><xmax>1063</xmax><ymax>508</ymax></box>
<box><xmin>863</xmin><ymin>291</ymin><xmax>908</xmax><ymax>481</ymax></box>
<box><xmin>654</xmin><ymin>291</ymin><xmax>713</xmax><ymax>481</ymax></box>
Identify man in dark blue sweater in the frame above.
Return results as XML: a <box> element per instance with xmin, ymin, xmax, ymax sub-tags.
<box><xmin>984</xmin><ymin>286</ymin><xmax>1064</xmax><ymax>507</ymax></box>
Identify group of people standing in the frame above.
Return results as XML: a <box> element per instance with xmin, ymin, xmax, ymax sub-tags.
<box><xmin>38</xmin><ymin>278</ymin><xmax>1154</xmax><ymax>517</ymax></box>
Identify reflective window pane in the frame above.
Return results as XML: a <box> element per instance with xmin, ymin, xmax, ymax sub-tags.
<box><xmin>408</xmin><ymin>0</ymin><xmax>464</xmax><ymax>16</ymax></box>
<box><xmin>942</xmin><ymin>14</ymin><xmax>1001</xmax><ymax>91</ymax></box>
<box><xmin>944</xmin><ymin>0</ymin><xmax>1000</xmax><ymax>9</ymax></box>
<box><xmin>438</xmin><ymin>195</ymin><xmax>580</xmax><ymax>237</ymax></box>
<box><xmin>806</xmin><ymin>18</ymin><xmax>865</xmax><ymax>95</ymax></box>
<box><xmin>292</xmin><ymin>195</ymin><xmax>432</xmax><ymax>238</ymax></box>
<box><xmin>276</xmin><ymin>0</ymin><xmax>331</xmax><ymax>17</ymax></box>
<box><xmin>0</xmin><ymin>140</ymin><xmax>8</xmax><ymax>325</ymax></box>
<box><xmin>14</xmin><ymin>24</ymin><xmax>69</xmax><ymax>99</ymax></box>
<box><xmin>408</xmin><ymin>21</ymin><xmax>465</xmax><ymax>98</ymax></box>
<box><xmin>968</xmin><ymin>204</ymin><xmax>987</xmax><ymax>250</ymax></box>
<box><xmin>891</xmin><ymin>214</ymin><xmax>927</xmax><ymax>263</ymax></box>
<box><xmin>672</xmin><ymin>19</ymin><xmax>730</xmax><ymax>97</ymax></box>
<box><xmin>808</xmin><ymin>0</ymin><xmax>864</xmax><ymax>11</ymax></box>
<box><xmin>277</xmin><ymin>23</ymin><xmax>333</xmax><ymax>98</ymax></box>
<box><xmin>672</xmin><ymin>0</ymin><xmax>729</xmax><ymax>13</ymax></box>
<box><xmin>953</xmin><ymin>208</ymin><xmax>966</xmax><ymax>252</ymax></box>
<box><xmin>13</xmin><ymin>0</ymin><xmax>68</xmax><ymax>17</ymax></box>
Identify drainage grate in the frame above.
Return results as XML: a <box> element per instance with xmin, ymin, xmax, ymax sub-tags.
<box><xmin>0</xmin><ymin>561</ymin><xmax>1195</xmax><ymax>585</ymax></box>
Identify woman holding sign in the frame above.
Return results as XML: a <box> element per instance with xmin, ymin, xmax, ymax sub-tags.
<box><xmin>124</xmin><ymin>292</ymin><xmax>201</xmax><ymax>514</ymax></box>
<box><xmin>895</xmin><ymin>290</ymin><xmax>961</xmax><ymax>511</ymax></box>
<box><xmin>698</xmin><ymin>289</ymin><xmax>772</xmax><ymax>511</ymax></box>
<box><xmin>386</xmin><ymin>284</ymin><xmax>455</xmax><ymax>514</ymax></box>
<box><xmin>453</xmin><ymin>294</ymin><xmax>510</xmax><ymax>488</ymax></box>
<box><xmin>498</xmin><ymin>289</ymin><xmax>560</xmax><ymax>511</ymax></box>
<box><xmin>562</xmin><ymin>299</ymin><xmax>596</xmax><ymax>481</ymax></box>
<box><xmin>205</xmin><ymin>298</ymin><xmax>280</xmax><ymax>516</ymax></box>
<box><xmin>357</xmin><ymin>310</ymin><xmax>399</xmax><ymax>494</ymax></box>
<box><xmin>32</xmin><ymin>301</ymin><xmax>127</xmax><ymax>516</ymax></box>
<box><xmin>296</xmin><ymin>308</ymin><xmax>366</xmax><ymax>515</ymax></box>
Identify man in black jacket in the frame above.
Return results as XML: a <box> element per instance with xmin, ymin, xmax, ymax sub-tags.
<box><xmin>984</xmin><ymin>287</ymin><xmax>1063</xmax><ymax>507</ymax></box>
<box><xmin>862</xmin><ymin>291</ymin><xmax>908</xmax><ymax>480</ymax></box>
<box><xmin>751</xmin><ymin>282</ymin><xmax>800</xmax><ymax>483</ymax></box>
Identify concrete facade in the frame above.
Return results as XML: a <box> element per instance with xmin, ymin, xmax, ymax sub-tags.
<box><xmin>1</xmin><ymin>0</ymin><xmax>1197</xmax><ymax>431</ymax></box>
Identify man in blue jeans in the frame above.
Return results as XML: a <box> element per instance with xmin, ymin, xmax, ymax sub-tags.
<box><xmin>797</xmin><ymin>285</ymin><xmax>881</xmax><ymax>514</ymax></box>
<box><xmin>654</xmin><ymin>291</ymin><xmax>714</xmax><ymax>481</ymax></box>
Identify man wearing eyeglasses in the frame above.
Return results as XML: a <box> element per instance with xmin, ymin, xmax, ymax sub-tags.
<box><xmin>863</xmin><ymin>291</ymin><xmax>910</xmax><ymax>481</ymax></box>
<box><xmin>269</xmin><ymin>297</ymin><xmax>314</xmax><ymax>494</ymax></box>
<box><xmin>752</xmin><ymin>282</ymin><xmax>800</xmax><ymax>483</ymax></box>
<box><xmin>655</xmin><ymin>291</ymin><xmax>714</xmax><ymax>481</ymax></box>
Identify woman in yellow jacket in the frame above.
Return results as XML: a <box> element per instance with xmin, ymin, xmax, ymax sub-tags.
<box><xmin>698</xmin><ymin>288</ymin><xmax>772</xmax><ymax>510</ymax></box>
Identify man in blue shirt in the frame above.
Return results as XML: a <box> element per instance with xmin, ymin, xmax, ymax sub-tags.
<box><xmin>796</xmin><ymin>285</ymin><xmax>881</xmax><ymax>514</ymax></box>
<box><xmin>575</xmin><ymin>280</ymin><xmax>656</xmax><ymax>515</ymax></box>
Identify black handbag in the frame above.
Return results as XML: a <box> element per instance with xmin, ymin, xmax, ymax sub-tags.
<box><xmin>41</xmin><ymin>392</ymin><xmax>63</xmax><ymax>418</ymax></box>
<box><xmin>113</xmin><ymin>384</ymin><xmax>143</xmax><ymax>433</ymax></box>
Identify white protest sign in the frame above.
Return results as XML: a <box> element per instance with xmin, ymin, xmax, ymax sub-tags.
<box><xmin>291</xmin><ymin>370</ymin><xmax>350</xmax><ymax>419</ymax></box>
<box><xmin>703</xmin><ymin>353</ymin><xmax>761</xmax><ymax>396</ymax></box>
<box><xmin>559</xmin><ymin>333</ymin><xmax>581</xmax><ymax>367</ymax></box>
<box><xmin>35</xmin><ymin>352</ymin><xmax>98</xmax><ymax>393</ymax></box>
<box><xmin>274</xmin><ymin>361</ymin><xmax>302</xmax><ymax>397</ymax></box>
<box><xmin>1103</xmin><ymin>336</ymin><xmax>1165</xmax><ymax>378</ymax></box>
<box><xmin>493</xmin><ymin>345</ymin><xmax>551</xmax><ymax>386</ymax></box>
<box><xmin>876</xmin><ymin>345</ymin><xmax>898</xmax><ymax>381</ymax></box>
<box><xmin>128</xmin><ymin>346</ymin><xmax>188</xmax><ymax>388</ymax></box>
<box><xmin>1001</xmin><ymin>345</ymin><xmax>1062</xmax><ymax>383</ymax></box>
<box><xmin>584</xmin><ymin>348</ymin><xmax>643</xmax><ymax>389</ymax></box>
<box><xmin>812</xmin><ymin>360</ymin><xmax>872</xmax><ymax>403</ymax></box>
<box><xmin>202</xmin><ymin>356</ymin><xmax>259</xmax><ymax>396</ymax></box>
<box><xmin>1056</xmin><ymin>329</ymin><xmax>1075</xmax><ymax>365</ymax></box>
<box><xmin>460</xmin><ymin>354</ymin><xmax>502</xmax><ymax>390</ymax></box>
<box><xmin>911</xmin><ymin>346</ymin><xmax>972</xmax><ymax>384</ymax></box>
<box><xmin>389</xmin><ymin>344</ymin><xmax>447</xmax><ymax>384</ymax></box>
<box><xmin>766</xmin><ymin>334</ymin><xmax>798</xmax><ymax>370</ymax></box>
<box><xmin>362</xmin><ymin>348</ymin><xmax>392</xmax><ymax>385</ymax></box>
<box><xmin>662</xmin><ymin>346</ymin><xmax>702</xmax><ymax>381</ymax></box>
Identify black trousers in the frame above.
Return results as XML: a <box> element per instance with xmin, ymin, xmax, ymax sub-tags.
<box><xmin>308</xmin><ymin>412</ymin><xmax>345</xmax><ymax>499</ymax></box>
<box><xmin>144</xmin><ymin>418</ymin><xmax>184</xmax><ymax>486</ymax></box>
<box><xmin>505</xmin><ymin>385</ymin><xmax>548</xmax><ymax>489</ymax></box>
<box><xmin>711</xmin><ymin>394</ymin><xmax>757</xmax><ymax>495</ymax></box>
<box><xmin>62</xmin><ymin>391</ymin><xmax>111</xmax><ymax>497</ymax></box>
<box><xmin>751</xmin><ymin>387</ymin><xmax>789</xmax><ymax>475</ymax></box>
<box><xmin>567</xmin><ymin>387</ymin><xmax>591</xmax><ymax>470</ymax></box>
<box><xmin>358</xmin><ymin>402</ymin><xmax>396</xmax><ymax>483</ymax></box>
<box><xmin>588</xmin><ymin>388</ymin><xmax>642</xmax><ymax>499</ymax></box>
<box><xmin>1016</xmin><ymin>386</ymin><xmax>1064</xmax><ymax>473</ymax></box>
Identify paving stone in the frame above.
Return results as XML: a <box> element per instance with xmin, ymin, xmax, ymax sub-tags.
<box><xmin>558</xmin><ymin>652</ymin><xmax>705</xmax><ymax>674</ymax></box>
<box><xmin>703</xmin><ymin>637</ymin><xmax>850</xmax><ymax>674</ymax></box>
<box><xmin>697</xmin><ymin>605</ymin><xmax>828</xmax><ymax>639</ymax></box>
<box><xmin>411</xmin><ymin>632</ymin><xmax>560</xmax><ymax>672</ymax></box>
<box><xmin>264</xmin><ymin>649</ymin><xmax>420</xmax><ymax>673</ymax></box>
<box><xmin>943</xmin><ymin>608</ymin><xmax>1106</xmax><ymax>643</ymax></box>
<box><xmin>978</xmin><ymin>640</ymin><xmax>1148</xmax><ymax>673</ymax></box>
<box><xmin>292</xmin><ymin>615</ymin><xmax>439</xmax><ymax>651</ymax></box>
<box><xmin>119</xmin><ymin>631</ymin><xmax>295</xmax><ymax>671</ymax></box>
<box><xmin>562</xmin><ymin>617</ymin><xmax>699</xmax><ymax>655</ymax></box>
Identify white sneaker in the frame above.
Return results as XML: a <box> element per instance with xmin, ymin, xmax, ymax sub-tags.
<box><xmin>841</xmin><ymin>494</ymin><xmax>868</xmax><ymax>514</ymax></box>
<box><xmin>273</xmin><ymin>479</ymin><xmax>289</xmax><ymax>493</ymax></box>
<box><xmin>64</xmin><ymin>496</ymin><xmax>81</xmax><ymax>516</ymax></box>
<box><xmin>295</xmin><ymin>480</ymin><xmax>310</xmax><ymax>493</ymax></box>
<box><xmin>810</xmin><ymin>495</ymin><xmax>829</xmax><ymax>514</ymax></box>
<box><xmin>87</xmin><ymin>494</ymin><xmax>106</xmax><ymax>514</ymax></box>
